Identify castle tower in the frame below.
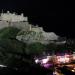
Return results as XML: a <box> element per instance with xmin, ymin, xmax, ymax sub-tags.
<box><xmin>7</xmin><ymin>11</ymin><xmax>10</xmax><ymax>14</ymax></box>
<box><xmin>21</xmin><ymin>13</ymin><xmax>24</xmax><ymax>16</ymax></box>
<box><xmin>29</xmin><ymin>24</ymin><xmax>32</xmax><ymax>31</ymax></box>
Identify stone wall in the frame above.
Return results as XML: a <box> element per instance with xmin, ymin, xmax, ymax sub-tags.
<box><xmin>0</xmin><ymin>11</ymin><xmax>28</xmax><ymax>22</ymax></box>
<box><xmin>10</xmin><ymin>22</ymin><xmax>30</xmax><ymax>30</ymax></box>
<box><xmin>0</xmin><ymin>21</ymin><xmax>9</xmax><ymax>29</ymax></box>
<box><xmin>0</xmin><ymin>20</ymin><xmax>30</xmax><ymax>30</ymax></box>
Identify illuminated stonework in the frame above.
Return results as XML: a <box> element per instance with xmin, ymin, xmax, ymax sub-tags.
<box><xmin>0</xmin><ymin>11</ymin><xmax>66</xmax><ymax>44</ymax></box>
<box><xmin>0</xmin><ymin>11</ymin><xmax>28</xmax><ymax>22</ymax></box>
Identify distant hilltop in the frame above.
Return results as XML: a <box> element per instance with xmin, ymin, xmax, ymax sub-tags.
<box><xmin>0</xmin><ymin>10</ymin><xmax>66</xmax><ymax>44</ymax></box>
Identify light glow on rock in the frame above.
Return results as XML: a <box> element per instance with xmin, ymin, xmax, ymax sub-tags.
<box><xmin>57</xmin><ymin>55</ymin><xmax>70</xmax><ymax>63</ymax></box>
<box><xmin>0</xmin><ymin>65</ymin><xmax>7</xmax><ymax>67</ymax></box>
<box><xmin>42</xmin><ymin>58</ymin><xmax>49</xmax><ymax>64</ymax></box>
<box><xmin>35</xmin><ymin>59</ymin><xmax>39</xmax><ymax>64</ymax></box>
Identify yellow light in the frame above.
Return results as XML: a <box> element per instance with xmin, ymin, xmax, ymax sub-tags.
<box><xmin>72</xmin><ymin>70</ymin><xmax>75</xmax><ymax>72</ymax></box>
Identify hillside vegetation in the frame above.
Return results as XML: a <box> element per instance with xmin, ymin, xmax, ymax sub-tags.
<box><xmin>0</xmin><ymin>27</ymin><xmax>20</xmax><ymax>39</ymax></box>
<box><xmin>0</xmin><ymin>27</ymin><xmax>46</xmax><ymax>66</ymax></box>
<box><xmin>0</xmin><ymin>27</ymin><xmax>74</xmax><ymax>68</ymax></box>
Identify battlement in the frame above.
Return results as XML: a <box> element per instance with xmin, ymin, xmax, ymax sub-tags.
<box><xmin>0</xmin><ymin>11</ymin><xmax>28</xmax><ymax>22</ymax></box>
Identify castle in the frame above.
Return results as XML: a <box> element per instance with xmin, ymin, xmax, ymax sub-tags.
<box><xmin>0</xmin><ymin>11</ymin><xmax>65</xmax><ymax>44</ymax></box>
<box><xmin>0</xmin><ymin>11</ymin><xmax>44</xmax><ymax>32</ymax></box>
<box><xmin>0</xmin><ymin>11</ymin><xmax>31</xmax><ymax>30</ymax></box>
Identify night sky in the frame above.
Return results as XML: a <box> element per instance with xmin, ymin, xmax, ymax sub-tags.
<box><xmin>0</xmin><ymin>0</ymin><xmax>74</xmax><ymax>38</ymax></box>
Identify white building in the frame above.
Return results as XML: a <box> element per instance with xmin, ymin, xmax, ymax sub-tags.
<box><xmin>0</xmin><ymin>11</ymin><xmax>28</xmax><ymax>22</ymax></box>
<box><xmin>0</xmin><ymin>11</ymin><xmax>29</xmax><ymax>29</ymax></box>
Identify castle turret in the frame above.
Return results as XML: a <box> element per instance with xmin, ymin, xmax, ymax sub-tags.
<box><xmin>21</xmin><ymin>13</ymin><xmax>24</xmax><ymax>16</ymax></box>
<box><xmin>7</xmin><ymin>11</ymin><xmax>10</xmax><ymax>14</ymax></box>
<box><xmin>0</xmin><ymin>11</ymin><xmax>28</xmax><ymax>22</ymax></box>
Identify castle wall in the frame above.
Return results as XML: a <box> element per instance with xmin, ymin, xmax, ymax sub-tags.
<box><xmin>0</xmin><ymin>20</ymin><xmax>30</xmax><ymax>30</ymax></box>
<box><xmin>10</xmin><ymin>21</ymin><xmax>30</xmax><ymax>30</ymax></box>
<box><xmin>0</xmin><ymin>11</ymin><xmax>28</xmax><ymax>22</ymax></box>
<box><xmin>31</xmin><ymin>27</ymin><xmax>43</xmax><ymax>32</ymax></box>
<box><xmin>0</xmin><ymin>21</ymin><xmax>9</xmax><ymax>29</ymax></box>
<box><xmin>0</xmin><ymin>11</ymin><xmax>29</xmax><ymax>30</ymax></box>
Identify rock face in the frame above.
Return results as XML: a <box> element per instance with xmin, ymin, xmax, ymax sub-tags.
<box><xmin>42</xmin><ymin>32</ymin><xmax>58</xmax><ymax>40</ymax></box>
<box><xmin>16</xmin><ymin>30</ymin><xmax>59</xmax><ymax>44</ymax></box>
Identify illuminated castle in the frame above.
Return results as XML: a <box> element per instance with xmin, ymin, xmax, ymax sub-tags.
<box><xmin>0</xmin><ymin>11</ymin><xmax>28</xmax><ymax>22</ymax></box>
<box><xmin>0</xmin><ymin>11</ymin><xmax>66</xmax><ymax>44</ymax></box>
<box><xmin>0</xmin><ymin>11</ymin><xmax>30</xmax><ymax>30</ymax></box>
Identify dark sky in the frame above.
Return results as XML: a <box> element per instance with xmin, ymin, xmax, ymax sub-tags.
<box><xmin>0</xmin><ymin>0</ymin><xmax>74</xmax><ymax>38</ymax></box>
